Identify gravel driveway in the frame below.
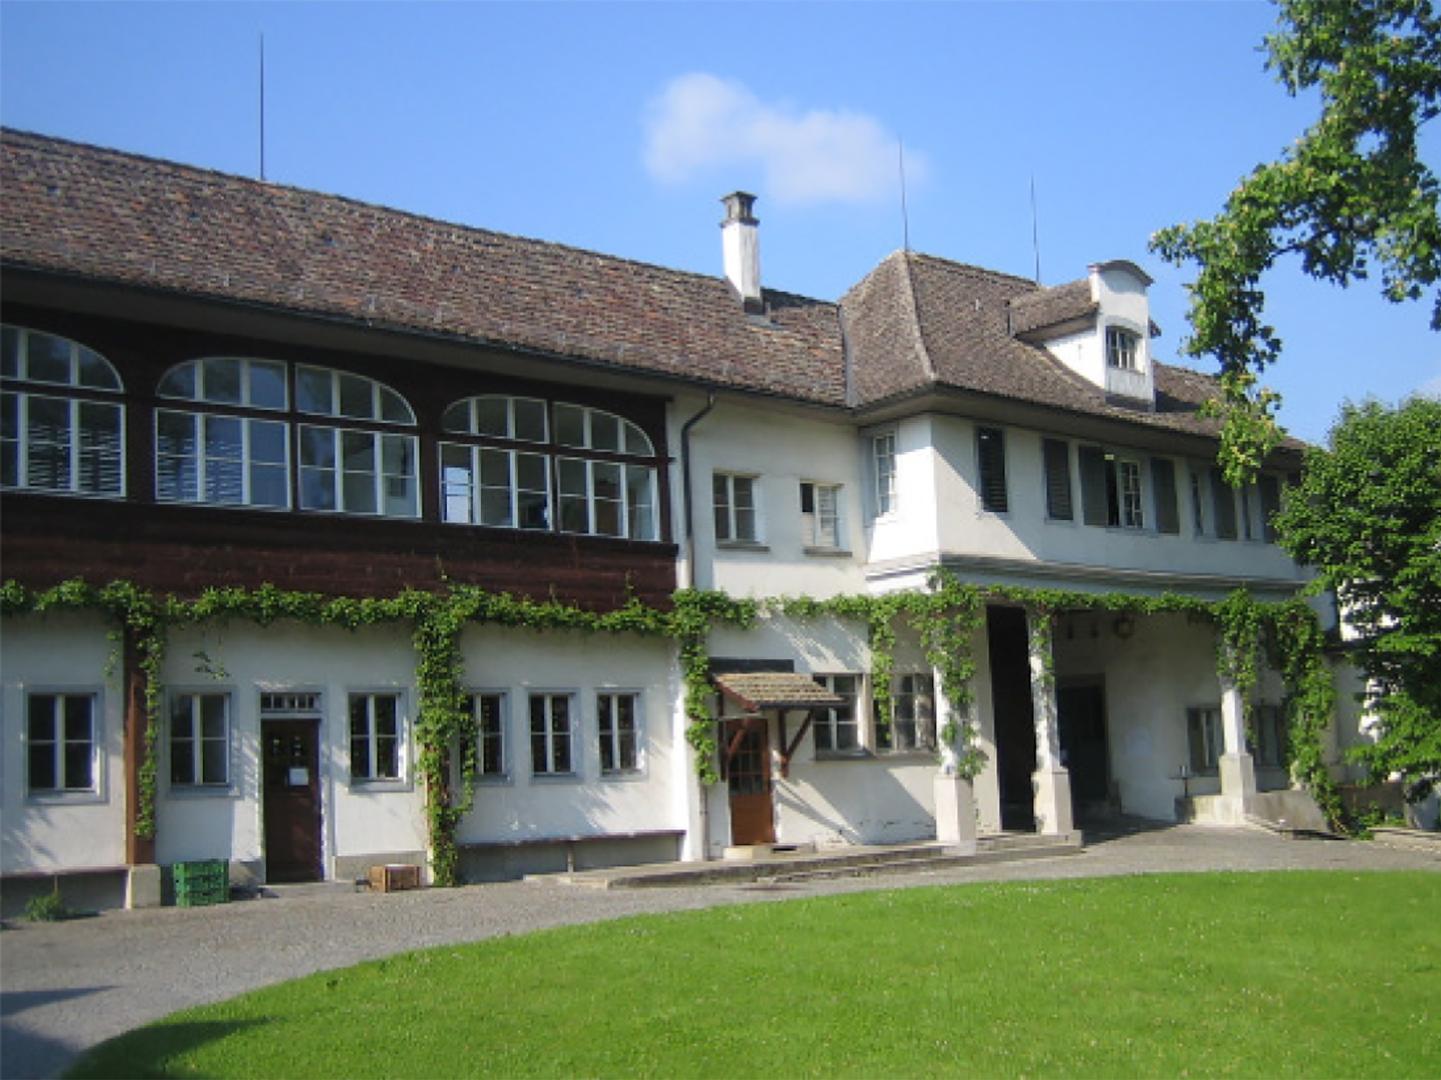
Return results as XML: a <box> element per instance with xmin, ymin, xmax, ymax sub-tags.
<box><xmin>3</xmin><ymin>823</ymin><xmax>1436</xmax><ymax>1080</ymax></box>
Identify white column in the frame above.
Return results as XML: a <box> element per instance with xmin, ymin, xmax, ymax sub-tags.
<box><xmin>1216</xmin><ymin>671</ymin><xmax>1257</xmax><ymax>824</ymax></box>
<box><xmin>1028</xmin><ymin>610</ymin><xmax>1074</xmax><ymax>836</ymax></box>
<box><xmin>932</xmin><ymin>662</ymin><xmax>978</xmax><ymax>854</ymax></box>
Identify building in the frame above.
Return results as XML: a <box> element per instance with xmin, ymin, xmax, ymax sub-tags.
<box><xmin>0</xmin><ymin>130</ymin><xmax>1351</xmax><ymax>910</ymax></box>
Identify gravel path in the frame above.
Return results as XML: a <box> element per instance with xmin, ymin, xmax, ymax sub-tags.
<box><xmin>3</xmin><ymin>824</ymin><xmax>1436</xmax><ymax>1079</ymax></box>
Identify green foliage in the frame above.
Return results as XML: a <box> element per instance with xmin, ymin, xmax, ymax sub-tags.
<box><xmin>68</xmin><ymin>873</ymin><xmax>1441</xmax><ymax>1079</ymax></box>
<box><xmin>1152</xmin><ymin>0</ymin><xmax>1441</xmax><ymax>484</ymax></box>
<box><xmin>1275</xmin><ymin>397</ymin><xmax>1441</xmax><ymax>802</ymax></box>
<box><xmin>24</xmin><ymin>882</ymin><xmax>68</xmax><ymax>923</ymax></box>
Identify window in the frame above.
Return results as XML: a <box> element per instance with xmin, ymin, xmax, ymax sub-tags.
<box><xmin>170</xmin><ymin>692</ymin><xmax>230</xmax><ymax>787</ymax></box>
<box><xmin>2</xmin><ymin>326</ymin><xmax>124</xmax><ymax>498</ymax></box>
<box><xmin>1106</xmin><ymin>326</ymin><xmax>1140</xmax><ymax>370</ymax></box>
<box><xmin>1190</xmin><ymin>467</ymin><xmax>1207</xmax><ymax>536</ymax></box>
<box><xmin>1079</xmin><ymin>446</ymin><xmax>1144</xmax><ymax>528</ymax></box>
<box><xmin>1186</xmin><ymin>706</ymin><xmax>1222</xmax><ymax>775</ymax></box>
<box><xmin>812</xmin><ymin>674</ymin><xmax>860</xmax><ymax>754</ymax></box>
<box><xmin>299</xmin><ymin>426</ymin><xmax>417</xmax><ymax>517</ymax></box>
<box><xmin>441</xmin><ymin>396</ymin><xmax>657</xmax><ymax>540</ymax></box>
<box><xmin>1240</xmin><ymin>484</ymin><xmax>1255</xmax><ymax>540</ymax></box>
<box><xmin>1251</xmin><ymin>704</ymin><xmax>1288</xmax><ymax>769</ymax></box>
<box><xmin>27</xmin><ymin>692</ymin><xmax>96</xmax><ymax>794</ymax></box>
<box><xmin>472</xmin><ymin>692</ymin><xmax>508</xmax><ymax>780</ymax></box>
<box><xmin>1258</xmin><ymin>474</ymin><xmax>1282</xmax><ymax>543</ymax></box>
<box><xmin>872</xmin><ymin>432</ymin><xmax>897</xmax><ymax>516</ymax></box>
<box><xmin>1042</xmin><ymin>439</ymin><xmax>1073</xmax><ymax>521</ymax></box>
<box><xmin>597</xmin><ymin>692</ymin><xmax>641</xmax><ymax>775</ymax></box>
<box><xmin>529</xmin><ymin>693</ymin><xmax>574</xmax><ymax>775</ymax></box>
<box><xmin>349</xmin><ymin>693</ymin><xmax>403</xmax><ymax>782</ymax></box>
<box><xmin>976</xmin><ymin>427</ymin><xmax>1008</xmax><ymax>513</ymax></box>
<box><xmin>800</xmin><ymin>481</ymin><xmax>842</xmax><ymax>549</ymax></box>
<box><xmin>1150</xmin><ymin>458</ymin><xmax>1180</xmax><ymax>535</ymax></box>
<box><xmin>713</xmin><ymin>472</ymin><xmax>759</xmax><ymax>543</ymax></box>
<box><xmin>156</xmin><ymin>412</ymin><xmax>289</xmax><ymax>507</ymax></box>
<box><xmin>876</xmin><ymin>672</ymin><xmax>936</xmax><ymax>753</ymax></box>
<box><xmin>1210</xmin><ymin>467</ymin><xmax>1239</xmax><ymax>540</ymax></box>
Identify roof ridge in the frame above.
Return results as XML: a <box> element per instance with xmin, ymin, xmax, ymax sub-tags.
<box><xmin>905</xmin><ymin>250</ymin><xmax>1041</xmax><ymax>291</ymax></box>
<box><xmin>0</xmin><ymin>126</ymin><xmax>835</xmax><ymax>308</ymax></box>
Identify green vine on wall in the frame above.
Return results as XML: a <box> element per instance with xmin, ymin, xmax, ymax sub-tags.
<box><xmin>2</xmin><ymin>572</ymin><xmax>1350</xmax><ymax>880</ymax></box>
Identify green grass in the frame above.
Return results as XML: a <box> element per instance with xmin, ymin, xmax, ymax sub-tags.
<box><xmin>71</xmin><ymin>871</ymin><xmax>1438</xmax><ymax>1078</ymax></box>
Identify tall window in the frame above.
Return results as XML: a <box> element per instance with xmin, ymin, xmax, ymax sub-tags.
<box><xmin>1258</xmin><ymin>474</ymin><xmax>1282</xmax><ymax>543</ymax></box>
<box><xmin>1150</xmin><ymin>458</ymin><xmax>1180</xmax><ymax>535</ymax></box>
<box><xmin>349</xmin><ymin>693</ymin><xmax>403</xmax><ymax>782</ymax></box>
<box><xmin>812</xmin><ymin>674</ymin><xmax>860</xmax><ymax>754</ymax></box>
<box><xmin>1186</xmin><ymin>706</ymin><xmax>1222</xmax><ymax>775</ymax></box>
<box><xmin>1079</xmin><ymin>446</ymin><xmax>1144</xmax><ymax>529</ymax></box>
<box><xmin>1042</xmin><ymin>439</ymin><xmax>1073</xmax><ymax>521</ymax></box>
<box><xmin>800</xmin><ymin>481</ymin><xmax>842</xmax><ymax>549</ymax></box>
<box><xmin>597</xmin><ymin>691</ymin><xmax>641</xmax><ymax>775</ymax></box>
<box><xmin>713</xmin><ymin>472</ymin><xmax>759</xmax><ymax>543</ymax></box>
<box><xmin>529</xmin><ymin>693</ymin><xmax>574</xmax><ymax>775</ymax></box>
<box><xmin>1210</xmin><ymin>467</ymin><xmax>1239</xmax><ymax>540</ymax></box>
<box><xmin>1106</xmin><ymin>326</ymin><xmax>1140</xmax><ymax>370</ymax></box>
<box><xmin>876</xmin><ymin>672</ymin><xmax>936</xmax><ymax>753</ymax></box>
<box><xmin>2</xmin><ymin>326</ymin><xmax>124</xmax><ymax>498</ymax></box>
<box><xmin>1250</xmin><ymin>704</ymin><xmax>1288</xmax><ymax>768</ymax></box>
<box><xmin>169</xmin><ymin>692</ymin><xmax>230</xmax><ymax>787</ymax></box>
<box><xmin>296</xmin><ymin>366</ymin><xmax>417</xmax><ymax>517</ymax></box>
<box><xmin>441</xmin><ymin>396</ymin><xmax>657</xmax><ymax>540</ymax></box>
<box><xmin>1189</xmin><ymin>467</ymin><xmax>1207</xmax><ymax>536</ymax></box>
<box><xmin>472</xmin><ymin>692</ymin><xmax>508</xmax><ymax>780</ymax></box>
<box><xmin>872</xmin><ymin>432</ymin><xmax>897</xmax><ymax>516</ymax></box>
<box><xmin>976</xmin><ymin>426</ymin><xmax>1008</xmax><ymax>513</ymax></box>
<box><xmin>27</xmin><ymin>692</ymin><xmax>96</xmax><ymax>794</ymax></box>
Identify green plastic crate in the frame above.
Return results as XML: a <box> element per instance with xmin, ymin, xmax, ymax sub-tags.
<box><xmin>174</xmin><ymin>860</ymin><xmax>228</xmax><ymax>907</ymax></box>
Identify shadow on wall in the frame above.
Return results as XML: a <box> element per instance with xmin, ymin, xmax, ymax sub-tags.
<box><xmin>773</xmin><ymin>764</ymin><xmax>933</xmax><ymax>846</ymax></box>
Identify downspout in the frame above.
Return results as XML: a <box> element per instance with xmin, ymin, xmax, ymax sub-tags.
<box><xmin>679</xmin><ymin>390</ymin><xmax>717</xmax><ymax>860</ymax></box>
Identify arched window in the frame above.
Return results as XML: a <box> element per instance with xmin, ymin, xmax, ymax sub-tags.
<box><xmin>1</xmin><ymin>325</ymin><xmax>125</xmax><ymax>497</ymax></box>
<box><xmin>155</xmin><ymin>359</ymin><xmax>420</xmax><ymax>518</ymax></box>
<box><xmin>439</xmin><ymin>396</ymin><xmax>658</xmax><ymax>540</ymax></box>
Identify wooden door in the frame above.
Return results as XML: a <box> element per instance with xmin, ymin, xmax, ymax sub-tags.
<box><xmin>262</xmin><ymin>719</ymin><xmax>322</xmax><ymax>882</ymax></box>
<box><xmin>726</xmin><ymin>719</ymin><xmax>775</xmax><ymax>846</ymax></box>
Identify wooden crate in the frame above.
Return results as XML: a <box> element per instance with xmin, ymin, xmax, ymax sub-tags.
<box><xmin>368</xmin><ymin>863</ymin><xmax>422</xmax><ymax>893</ymax></box>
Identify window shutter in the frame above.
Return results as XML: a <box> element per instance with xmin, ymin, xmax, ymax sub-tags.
<box><xmin>1043</xmin><ymin>439</ymin><xmax>1073</xmax><ymax>520</ymax></box>
<box><xmin>1258</xmin><ymin>474</ymin><xmax>1281</xmax><ymax>542</ymax></box>
<box><xmin>976</xmin><ymin>427</ymin><xmax>1008</xmax><ymax>512</ymax></box>
<box><xmin>1079</xmin><ymin>445</ymin><xmax>1108</xmax><ymax>526</ymax></box>
<box><xmin>1150</xmin><ymin>457</ymin><xmax>1179</xmax><ymax>534</ymax></box>
<box><xmin>1210</xmin><ymin>467</ymin><xmax>1238</xmax><ymax>539</ymax></box>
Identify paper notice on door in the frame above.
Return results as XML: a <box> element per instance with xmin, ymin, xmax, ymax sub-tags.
<box><xmin>288</xmin><ymin>767</ymin><xmax>309</xmax><ymax>786</ymax></box>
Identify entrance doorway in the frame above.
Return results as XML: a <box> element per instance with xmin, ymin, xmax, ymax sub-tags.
<box><xmin>724</xmin><ymin>719</ymin><xmax>775</xmax><ymax>846</ymax></box>
<box><xmin>261</xmin><ymin>715</ymin><xmax>322</xmax><ymax>882</ymax></box>
<box><xmin>987</xmin><ymin>605</ymin><xmax>1037</xmax><ymax>831</ymax></box>
<box><xmin>1058</xmin><ymin>681</ymin><xmax>1111</xmax><ymax>818</ymax></box>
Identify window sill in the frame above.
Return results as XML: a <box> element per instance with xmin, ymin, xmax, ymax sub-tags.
<box><xmin>600</xmin><ymin>769</ymin><xmax>647</xmax><ymax>782</ymax></box>
<box><xmin>529</xmin><ymin>772</ymin><xmax>582</xmax><ymax>783</ymax></box>
<box><xmin>875</xmin><ymin>750</ymin><xmax>938</xmax><ymax>762</ymax></box>
<box><xmin>813</xmin><ymin>750</ymin><xmax>874</xmax><ymax>762</ymax></box>
<box><xmin>716</xmin><ymin>540</ymin><xmax>769</xmax><ymax>552</ymax></box>
<box><xmin>803</xmin><ymin>546</ymin><xmax>852</xmax><ymax>558</ymax></box>
<box><xmin>25</xmin><ymin>790</ymin><xmax>107</xmax><ymax>806</ymax></box>
<box><xmin>349</xmin><ymin>778</ymin><xmax>413</xmax><ymax>793</ymax></box>
<box><xmin>165</xmin><ymin>785</ymin><xmax>240</xmax><ymax>800</ymax></box>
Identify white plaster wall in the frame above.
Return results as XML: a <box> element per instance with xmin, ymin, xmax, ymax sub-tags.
<box><xmin>865</xmin><ymin>415</ymin><xmax>942</xmax><ymax>567</ymax></box>
<box><xmin>455</xmin><ymin>627</ymin><xmax>682</xmax><ymax>843</ymax></box>
<box><xmin>1</xmin><ymin>612</ymin><xmax>127</xmax><ymax>873</ymax></box>
<box><xmin>671</xmin><ymin>393</ymin><xmax>869</xmax><ymax>599</ymax></box>
<box><xmin>1052</xmin><ymin>612</ymin><xmax>1228</xmax><ymax>820</ymax></box>
<box><xmin>777</xmin><ymin>755</ymin><xmax>936</xmax><ymax>845</ymax></box>
<box><xmin>154</xmin><ymin>622</ymin><xmax>426</xmax><ymax>875</ymax></box>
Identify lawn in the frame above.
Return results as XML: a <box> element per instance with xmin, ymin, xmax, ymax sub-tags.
<box><xmin>71</xmin><ymin>871</ymin><xmax>1438</xmax><ymax>1078</ymax></box>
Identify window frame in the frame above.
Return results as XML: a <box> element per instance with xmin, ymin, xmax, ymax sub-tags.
<box><xmin>348</xmin><ymin>691</ymin><xmax>408</xmax><ymax>786</ymax></box>
<box><xmin>871</xmin><ymin>431</ymin><xmax>898</xmax><ymax>518</ymax></box>
<box><xmin>1186</xmin><ymin>705</ymin><xmax>1223</xmax><ymax>776</ymax></box>
<box><xmin>155</xmin><ymin>408</ymin><xmax>291</xmax><ymax>509</ymax></box>
<box><xmin>167</xmin><ymin>689</ymin><xmax>234</xmax><ymax>792</ymax></box>
<box><xmin>1080</xmin><ymin>445</ymin><xmax>1146</xmax><ymax>530</ymax></box>
<box><xmin>25</xmin><ymin>690</ymin><xmax>104</xmax><ymax>801</ymax></box>
<box><xmin>1105</xmin><ymin>326</ymin><xmax>1140</xmax><ymax>370</ymax></box>
<box><xmin>812</xmin><ymin>673</ymin><xmax>863</xmax><ymax>757</ymax></box>
<box><xmin>596</xmin><ymin>690</ymin><xmax>644</xmax><ymax>777</ymax></box>
<box><xmin>470</xmin><ymin>690</ymin><xmax>510</xmax><ymax>783</ymax></box>
<box><xmin>875</xmin><ymin>671</ymin><xmax>937</xmax><ymax>755</ymax></box>
<box><xmin>1250</xmin><ymin>703</ymin><xmax>1289</xmax><ymax>769</ymax></box>
<box><xmin>713</xmin><ymin>471</ymin><xmax>762</xmax><ymax>545</ymax></box>
<box><xmin>440</xmin><ymin>442</ymin><xmax>553</xmax><ymax>531</ymax></box>
<box><xmin>529</xmin><ymin>691</ymin><xmax>577</xmax><ymax>778</ymax></box>
<box><xmin>799</xmin><ymin>480</ymin><xmax>845</xmax><ymax>552</ymax></box>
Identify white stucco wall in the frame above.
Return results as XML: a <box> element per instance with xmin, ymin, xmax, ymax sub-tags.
<box><xmin>2</xmin><ymin>612</ymin><xmax>128</xmax><ymax>873</ymax></box>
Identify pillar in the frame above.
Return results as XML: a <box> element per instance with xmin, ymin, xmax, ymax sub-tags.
<box><xmin>1216</xmin><ymin>673</ymin><xmax>1257</xmax><ymax>824</ymax></box>
<box><xmin>1028</xmin><ymin>610</ymin><xmax>1074</xmax><ymax>836</ymax></box>
<box><xmin>932</xmin><ymin>663</ymin><xmax>978</xmax><ymax>854</ymax></box>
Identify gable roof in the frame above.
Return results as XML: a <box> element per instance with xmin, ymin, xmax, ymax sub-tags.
<box><xmin>1</xmin><ymin>128</ymin><xmax>1287</xmax><ymax>450</ymax></box>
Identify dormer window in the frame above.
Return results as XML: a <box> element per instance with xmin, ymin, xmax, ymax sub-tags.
<box><xmin>1106</xmin><ymin>326</ymin><xmax>1140</xmax><ymax>370</ymax></box>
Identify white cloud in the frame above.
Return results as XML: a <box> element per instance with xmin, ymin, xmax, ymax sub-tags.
<box><xmin>643</xmin><ymin>73</ymin><xmax>927</xmax><ymax>206</ymax></box>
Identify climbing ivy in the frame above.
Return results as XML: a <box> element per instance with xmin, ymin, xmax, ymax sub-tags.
<box><xmin>1</xmin><ymin>572</ymin><xmax>1349</xmax><ymax>880</ymax></box>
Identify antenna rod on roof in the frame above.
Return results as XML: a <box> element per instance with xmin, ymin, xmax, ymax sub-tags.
<box><xmin>1030</xmin><ymin>174</ymin><xmax>1041</xmax><ymax>284</ymax></box>
<box><xmin>259</xmin><ymin>33</ymin><xmax>267</xmax><ymax>181</ymax></box>
<box><xmin>898</xmin><ymin>139</ymin><xmax>911</xmax><ymax>252</ymax></box>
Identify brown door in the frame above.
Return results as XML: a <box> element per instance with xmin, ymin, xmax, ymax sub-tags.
<box><xmin>262</xmin><ymin>719</ymin><xmax>322</xmax><ymax>882</ymax></box>
<box><xmin>726</xmin><ymin>719</ymin><xmax>775</xmax><ymax>846</ymax></box>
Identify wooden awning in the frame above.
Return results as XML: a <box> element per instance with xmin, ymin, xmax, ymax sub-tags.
<box><xmin>713</xmin><ymin>672</ymin><xmax>844</xmax><ymax>712</ymax></box>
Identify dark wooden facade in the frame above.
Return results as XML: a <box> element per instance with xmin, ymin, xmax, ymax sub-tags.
<box><xmin>1</xmin><ymin>288</ymin><xmax>678</xmax><ymax>611</ymax></box>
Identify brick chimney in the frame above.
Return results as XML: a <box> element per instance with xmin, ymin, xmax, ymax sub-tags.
<box><xmin>720</xmin><ymin>192</ymin><xmax>763</xmax><ymax>314</ymax></box>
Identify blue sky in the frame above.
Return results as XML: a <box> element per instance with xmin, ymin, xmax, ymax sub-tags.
<box><xmin>3</xmin><ymin>1</ymin><xmax>1436</xmax><ymax>445</ymax></box>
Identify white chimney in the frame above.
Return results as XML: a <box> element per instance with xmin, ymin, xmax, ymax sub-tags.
<box><xmin>720</xmin><ymin>191</ymin><xmax>763</xmax><ymax>314</ymax></box>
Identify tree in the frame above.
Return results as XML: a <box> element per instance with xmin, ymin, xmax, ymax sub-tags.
<box><xmin>1152</xmin><ymin>0</ymin><xmax>1441</xmax><ymax>486</ymax></box>
<box><xmin>1274</xmin><ymin>396</ymin><xmax>1441</xmax><ymax>801</ymax></box>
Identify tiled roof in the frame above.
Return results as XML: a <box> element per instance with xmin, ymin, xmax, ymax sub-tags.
<box><xmin>1</xmin><ymin>129</ymin><xmax>1294</xmax><ymax>450</ymax></box>
<box><xmin>0</xmin><ymin>129</ymin><xmax>847</xmax><ymax>406</ymax></box>
<box><xmin>1008</xmin><ymin>278</ymin><xmax>1096</xmax><ymax>337</ymax></box>
<box><xmin>713</xmin><ymin>672</ymin><xmax>845</xmax><ymax>711</ymax></box>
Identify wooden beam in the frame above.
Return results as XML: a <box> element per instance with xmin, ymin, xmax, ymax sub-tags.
<box><xmin>779</xmin><ymin>710</ymin><xmax>814</xmax><ymax>779</ymax></box>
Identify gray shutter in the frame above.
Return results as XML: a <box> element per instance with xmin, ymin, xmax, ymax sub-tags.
<box><xmin>976</xmin><ymin>427</ymin><xmax>1008</xmax><ymax>513</ymax></box>
<box><xmin>1079</xmin><ymin>445</ymin><xmax>1108</xmax><ymax>526</ymax></box>
<box><xmin>1150</xmin><ymin>457</ymin><xmax>1179</xmax><ymax>534</ymax></box>
<box><xmin>1258</xmin><ymin>474</ymin><xmax>1281</xmax><ymax>542</ymax></box>
<box><xmin>1043</xmin><ymin>439</ymin><xmax>1073</xmax><ymax>520</ymax></box>
<box><xmin>1210</xmin><ymin>467</ymin><xmax>1238</xmax><ymax>539</ymax></box>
